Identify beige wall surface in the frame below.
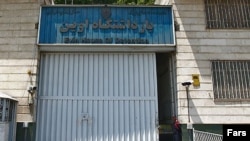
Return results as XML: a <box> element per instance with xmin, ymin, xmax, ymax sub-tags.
<box><xmin>0</xmin><ymin>0</ymin><xmax>40</xmax><ymax>122</ymax></box>
<box><xmin>173</xmin><ymin>0</ymin><xmax>250</xmax><ymax>124</ymax></box>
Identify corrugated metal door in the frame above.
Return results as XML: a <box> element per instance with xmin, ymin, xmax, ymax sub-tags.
<box><xmin>36</xmin><ymin>53</ymin><xmax>159</xmax><ymax>141</ymax></box>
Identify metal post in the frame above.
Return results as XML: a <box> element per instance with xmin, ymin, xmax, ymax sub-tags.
<box><xmin>185</xmin><ymin>85</ymin><xmax>193</xmax><ymax>141</ymax></box>
<box><xmin>23</xmin><ymin>122</ymin><xmax>29</xmax><ymax>141</ymax></box>
<box><xmin>182</xmin><ymin>82</ymin><xmax>193</xmax><ymax>141</ymax></box>
<box><xmin>185</xmin><ymin>86</ymin><xmax>191</xmax><ymax>123</ymax></box>
<box><xmin>188</xmin><ymin>128</ymin><xmax>194</xmax><ymax>141</ymax></box>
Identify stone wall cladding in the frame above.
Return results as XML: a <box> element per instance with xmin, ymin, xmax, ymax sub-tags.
<box><xmin>0</xmin><ymin>0</ymin><xmax>40</xmax><ymax>122</ymax></box>
<box><xmin>173</xmin><ymin>0</ymin><xmax>250</xmax><ymax>123</ymax></box>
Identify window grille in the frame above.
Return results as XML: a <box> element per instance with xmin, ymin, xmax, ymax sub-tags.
<box><xmin>211</xmin><ymin>61</ymin><xmax>250</xmax><ymax>101</ymax></box>
<box><xmin>205</xmin><ymin>0</ymin><xmax>250</xmax><ymax>29</ymax></box>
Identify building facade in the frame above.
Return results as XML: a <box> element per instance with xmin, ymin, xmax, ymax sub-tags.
<box><xmin>0</xmin><ymin>0</ymin><xmax>250</xmax><ymax>141</ymax></box>
<box><xmin>174</xmin><ymin>0</ymin><xmax>250</xmax><ymax>124</ymax></box>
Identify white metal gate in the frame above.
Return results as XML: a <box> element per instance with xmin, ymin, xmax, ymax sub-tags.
<box><xmin>36</xmin><ymin>53</ymin><xmax>159</xmax><ymax>141</ymax></box>
<box><xmin>193</xmin><ymin>129</ymin><xmax>223</xmax><ymax>141</ymax></box>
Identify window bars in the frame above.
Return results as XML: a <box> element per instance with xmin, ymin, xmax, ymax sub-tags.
<box><xmin>205</xmin><ymin>0</ymin><xmax>250</xmax><ymax>29</ymax></box>
<box><xmin>211</xmin><ymin>61</ymin><xmax>250</xmax><ymax>101</ymax></box>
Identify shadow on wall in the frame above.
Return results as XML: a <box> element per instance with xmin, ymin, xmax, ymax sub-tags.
<box><xmin>174</xmin><ymin>0</ymin><xmax>208</xmax><ymax>124</ymax></box>
<box><xmin>175</xmin><ymin>0</ymin><xmax>250</xmax><ymax>124</ymax></box>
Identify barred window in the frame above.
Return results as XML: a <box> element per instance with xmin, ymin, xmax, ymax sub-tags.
<box><xmin>211</xmin><ymin>61</ymin><xmax>250</xmax><ymax>101</ymax></box>
<box><xmin>205</xmin><ymin>0</ymin><xmax>250</xmax><ymax>29</ymax></box>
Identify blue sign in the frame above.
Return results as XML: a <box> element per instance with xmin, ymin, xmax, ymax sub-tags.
<box><xmin>39</xmin><ymin>6</ymin><xmax>174</xmax><ymax>45</ymax></box>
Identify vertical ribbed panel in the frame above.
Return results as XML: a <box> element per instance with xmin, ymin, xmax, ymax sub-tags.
<box><xmin>36</xmin><ymin>53</ymin><xmax>158</xmax><ymax>141</ymax></box>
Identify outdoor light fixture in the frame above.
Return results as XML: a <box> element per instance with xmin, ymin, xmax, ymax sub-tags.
<box><xmin>182</xmin><ymin>81</ymin><xmax>193</xmax><ymax>87</ymax></box>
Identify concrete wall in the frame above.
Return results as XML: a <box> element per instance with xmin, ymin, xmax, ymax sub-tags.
<box><xmin>0</xmin><ymin>0</ymin><xmax>40</xmax><ymax>122</ymax></box>
<box><xmin>173</xmin><ymin>0</ymin><xmax>250</xmax><ymax>124</ymax></box>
